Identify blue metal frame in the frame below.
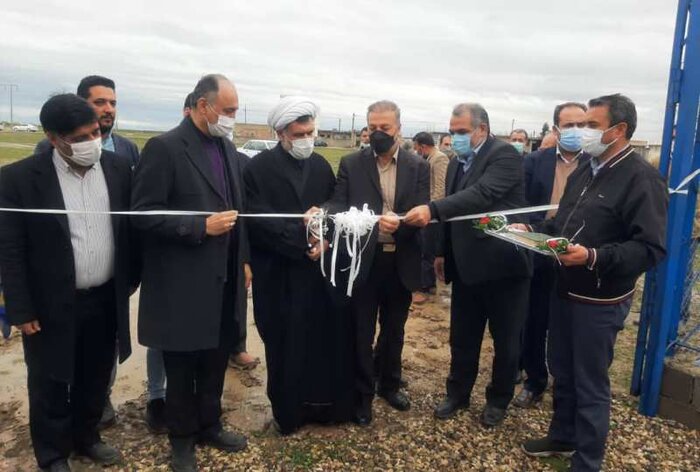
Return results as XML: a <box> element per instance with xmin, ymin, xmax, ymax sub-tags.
<box><xmin>634</xmin><ymin>0</ymin><xmax>700</xmax><ymax>416</ymax></box>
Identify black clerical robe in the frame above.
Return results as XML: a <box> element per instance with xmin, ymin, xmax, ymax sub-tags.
<box><xmin>243</xmin><ymin>144</ymin><xmax>353</xmax><ymax>433</ymax></box>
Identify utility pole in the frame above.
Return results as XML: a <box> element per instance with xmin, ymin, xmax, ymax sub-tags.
<box><xmin>350</xmin><ymin>113</ymin><xmax>356</xmax><ymax>145</ymax></box>
<box><xmin>511</xmin><ymin>118</ymin><xmax>515</xmax><ymax>133</ymax></box>
<box><xmin>244</xmin><ymin>105</ymin><xmax>247</xmax><ymax>124</ymax></box>
<box><xmin>0</xmin><ymin>84</ymin><xmax>19</xmax><ymax>124</ymax></box>
<box><xmin>338</xmin><ymin>118</ymin><xmax>342</xmax><ymax>132</ymax></box>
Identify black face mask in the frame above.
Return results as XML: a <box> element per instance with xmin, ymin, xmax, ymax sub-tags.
<box><xmin>370</xmin><ymin>130</ymin><xmax>395</xmax><ymax>155</ymax></box>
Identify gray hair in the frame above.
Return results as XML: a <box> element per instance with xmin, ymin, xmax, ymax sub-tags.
<box><xmin>452</xmin><ymin>103</ymin><xmax>490</xmax><ymax>131</ymax></box>
<box><xmin>367</xmin><ymin>100</ymin><xmax>401</xmax><ymax>124</ymax></box>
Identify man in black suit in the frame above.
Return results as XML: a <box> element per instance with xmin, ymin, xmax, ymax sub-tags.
<box><xmin>514</xmin><ymin>102</ymin><xmax>590</xmax><ymax>409</ymax></box>
<box><xmin>35</xmin><ymin>75</ymin><xmax>140</xmax><ymax>169</ymax></box>
<box><xmin>327</xmin><ymin>100</ymin><xmax>430</xmax><ymax>425</ymax></box>
<box><xmin>132</xmin><ymin>74</ymin><xmax>249</xmax><ymax>472</ymax></box>
<box><xmin>405</xmin><ymin>103</ymin><xmax>532</xmax><ymax>427</ymax></box>
<box><xmin>0</xmin><ymin>94</ymin><xmax>138</xmax><ymax>472</ymax></box>
<box><xmin>35</xmin><ymin>75</ymin><xmax>140</xmax><ymax>430</ymax></box>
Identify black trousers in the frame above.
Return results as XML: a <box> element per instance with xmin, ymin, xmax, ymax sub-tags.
<box><xmin>353</xmin><ymin>249</ymin><xmax>412</xmax><ymax>401</ymax></box>
<box><xmin>26</xmin><ymin>282</ymin><xmax>116</xmax><ymax>469</ymax></box>
<box><xmin>447</xmin><ymin>275</ymin><xmax>530</xmax><ymax>409</ymax></box>
<box><xmin>162</xmin><ymin>278</ymin><xmax>235</xmax><ymax>440</ymax></box>
<box><xmin>547</xmin><ymin>294</ymin><xmax>631</xmax><ymax>472</ymax></box>
<box><xmin>520</xmin><ymin>262</ymin><xmax>554</xmax><ymax>395</ymax></box>
<box><xmin>419</xmin><ymin>227</ymin><xmax>437</xmax><ymax>291</ymax></box>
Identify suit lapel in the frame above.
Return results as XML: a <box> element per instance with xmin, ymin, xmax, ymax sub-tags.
<box><xmin>446</xmin><ymin>159</ymin><xmax>459</xmax><ymax>196</ymax></box>
<box><xmin>181</xmin><ymin>119</ymin><xmax>226</xmax><ymax>202</ymax></box>
<box><xmin>100</xmin><ymin>153</ymin><xmax>122</xmax><ymax>237</ymax></box>
<box><xmin>543</xmin><ymin>149</ymin><xmax>557</xmax><ymax>200</ymax></box>
<box><xmin>394</xmin><ymin>149</ymin><xmax>414</xmax><ymax>212</ymax></box>
<box><xmin>32</xmin><ymin>151</ymin><xmax>69</xmax><ymax>238</ymax></box>
<box><xmin>460</xmin><ymin>137</ymin><xmax>494</xmax><ymax>190</ymax></box>
<box><xmin>222</xmin><ymin>140</ymin><xmax>244</xmax><ymax>210</ymax></box>
<box><xmin>360</xmin><ymin>148</ymin><xmax>383</xmax><ymax>201</ymax></box>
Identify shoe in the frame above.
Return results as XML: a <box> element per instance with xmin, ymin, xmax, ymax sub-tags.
<box><xmin>42</xmin><ymin>459</ymin><xmax>71</xmax><ymax>472</ymax></box>
<box><xmin>146</xmin><ymin>398</ymin><xmax>168</xmax><ymax>434</ymax></box>
<box><xmin>399</xmin><ymin>377</ymin><xmax>408</xmax><ymax>389</ymax></box>
<box><xmin>434</xmin><ymin>396</ymin><xmax>469</xmax><ymax>419</ymax></box>
<box><xmin>522</xmin><ymin>437</ymin><xmax>576</xmax><ymax>458</ymax></box>
<box><xmin>170</xmin><ymin>437</ymin><xmax>197</xmax><ymax>472</ymax></box>
<box><xmin>379</xmin><ymin>390</ymin><xmax>411</xmax><ymax>411</ymax></box>
<box><xmin>199</xmin><ymin>429</ymin><xmax>247</xmax><ymax>453</ymax></box>
<box><xmin>97</xmin><ymin>399</ymin><xmax>116</xmax><ymax>431</ymax></box>
<box><xmin>412</xmin><ymin>291</ymin><xmax>429</xmax><ymax>305</ymax></box>
<box><xmin>353</xmin><ymin>398</ymin><xmax>372</xmax><ymax>426</ymax></box>
<box><xmin>480</xmin><ymin>404</ymin><xmax>507</xmax><ymax>427</ymax></box>
<box><xmin>512</xmin><ymin>387</ymin><xmax>544</xmax><ymax>409</ymax></box>
<box><xmin>75</xmin><ymin>441</ymin><xmax>123</xmax><ymax>466</ymax></box>
<box><xmin>228</xmin><ymin>352</ymin><xmax>260</xmax><ymax>370</ymax></box>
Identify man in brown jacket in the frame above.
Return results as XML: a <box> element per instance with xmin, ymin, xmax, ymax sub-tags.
<box><xmin>412</xmin><ymin>132</ymin><xmax>449</xmax><ymax>304</ymax></box>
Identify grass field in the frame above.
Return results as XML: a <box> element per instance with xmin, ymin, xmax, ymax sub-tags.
<box><xmin>0</xmin><ymin>130</ymin><xmax>348</xmax><ymax>171</ymax></box>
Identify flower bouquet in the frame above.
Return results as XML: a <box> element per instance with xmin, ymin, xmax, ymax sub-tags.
<box><xmin>472</xmin><ymin>215</ymin><xmax>508</xmax><ymax>232</ymax></box>
<box><xmin>536</xmin><ymin>237</ymin><xmax>569</xmax><ymax>255</ymax></box>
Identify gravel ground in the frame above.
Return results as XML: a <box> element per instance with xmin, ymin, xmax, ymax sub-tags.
<box><xmin>2</xmin><ymin>285</ymin><xmax>700</xmax><ymax>471</ymax></box>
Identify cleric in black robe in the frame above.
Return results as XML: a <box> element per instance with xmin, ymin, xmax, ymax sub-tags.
<box><xmin>244</xmin><ymin>96</ymin><xmax>354</xmax><ymax>434</ymax></box>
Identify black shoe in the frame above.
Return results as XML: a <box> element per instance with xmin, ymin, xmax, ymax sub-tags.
<box><xmin>353</xmin><ymin>399</ymin><xmax>373</xmax><ymax>426</ymax></box>
<box><xmin>353</xmin><ymin>411</ymin><xmax>372</xmax><ymax>426</ymax></box>
<box><xmin>480</xmin><ymin>404</ymin><xmax>507</xmax><ymax>427</ymax></box>
<box><xmin>42</xmin><ymin>459</ymin><xmax>71</xmax><ymax>472</ymax></box>
<box><xmin>399</xmin><ymin>377</ymin><xmax>408</xmax><ymax>389</ymax></box>
<box><xmin>379</xmin><ymin>390</ymin><xmax>411</xmax><ymax>411</ymax></box>
<box><xmin>199</xmin><ymin>429</ymin><xmax>247</xmax><ymax>453</ymax></box>
<box><xmin>97</xmin><ymin>399</ymin><xmax>116</xmax><ymax>431</ymax></box>
<box><xmin>170</xmin><ymin>437</ymin><xmax>197</xmax><ymax>472</ymax></box>
<box><xmin>434</xmin><ymin>396</ymin><xmax>469</xmax><ymax>420</ymax></box>
<box><xmin>522</xmin><ymin>437</ymin><xmax>576</xmax><ymax>458</ymax></box>
<box><xmin>146</xmin><ymin>398</ymin><xmax>168</xmax><ymax>434</ymax></box>
<box><xmin>512</xmin><ymin>387</ymin><xmax>544</xmax><ymax>409</ymax></box>
<box><xmin>75</xmin><ymin>441</ymin><xmax>123</xmax><ymax>466</ymax></box>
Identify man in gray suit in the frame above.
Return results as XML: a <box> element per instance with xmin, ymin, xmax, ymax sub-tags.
<box><xmin>35</xmin><ymin>75</ymin><xmax>139</xmax><ymax>169</ymax></box>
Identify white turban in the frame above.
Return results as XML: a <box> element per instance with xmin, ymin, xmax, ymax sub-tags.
<box><xmin>267</xmin><ymin>96</ymin><xmax>320</xmax><ymax>131</ymax></box>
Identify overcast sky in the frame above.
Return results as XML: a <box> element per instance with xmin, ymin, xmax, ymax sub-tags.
<box><xmin>0</xmin><ymin>0</ymin><xmax>677</xmax><ymax>142</ymax></box>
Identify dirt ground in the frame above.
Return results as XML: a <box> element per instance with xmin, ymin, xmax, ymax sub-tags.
<box><xmin>2</xmin><ymin>286</ymin><xmax>700</xmax><ymax>472</ymax></box>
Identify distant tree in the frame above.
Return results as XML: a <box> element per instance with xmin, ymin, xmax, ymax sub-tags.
<box><xmin>541</xmin><ymin>122</ymin><xmax>550</xmax><ymax>137</ymax></box>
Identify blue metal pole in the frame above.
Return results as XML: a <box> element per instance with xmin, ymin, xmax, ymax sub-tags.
<box><xmin>631</xmin><ymin>0</ymin><xmax>689</xmax><ymax>397</ymax></box>
<box><xmin>639</xmin><ymin>0</ymin><xmax>700</xmax><ymax>416</ymax></box>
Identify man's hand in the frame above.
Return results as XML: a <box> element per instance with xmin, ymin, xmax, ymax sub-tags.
<box><xmin>307</xmin><ymin>240</ymin><xmax>330</xmax><ymax>261</ymax></box>
<box><xmin>434</xmin><ymin>256</ymin><xmax>446</xmax><ymax>282</ymax></box>
<box><xmin>18</xmin><ymin>320</ymin><xmax>41</xmax><ymax>336</ymax></box>
<box><xmin>404</xmin><ymin>205</ymin><xmax>432</xmax><ymax>227</ymax></box>
<box><xmin>559</xmin><ymin>244</ymin><xmax>590</xmax><ymax>267</ymax></box>
<box><xmin>244</xmin><ymin>263</ymin><xmax>253</xmax><ymax>289</ymax></box>
<box><xmin>508</xmin><ymin>223</ymin><xmax>530</xmax><ymax>232</ymax></box>
<box><xmin>304</xmin><ymin>206</ymin><xmax>322</xmax><ymax>225</ymax></box>
<box><xmin>378</xmin><ymin>212</ymin><xmax>401</xmax><ymax>234</ymax></box>
<box><xmin>206</xmin><ymin>210</ymin><xmax>238</xmax><ymax>236</ymax></box>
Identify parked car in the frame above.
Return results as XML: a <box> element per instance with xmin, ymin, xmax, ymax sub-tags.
<box><xmin>314</xmin><ymin>138</ymin><xmax>328</xmax><ymax>147</ymax></box>
<box><xmin>239</xmin><ymin>139</ymin><xmax>277</xmax><ymax>158</ymax></box>
<box><xmin>12</xmin><ymin>124</ymin><xmax>38</xmax><ymax>132</ymax></box>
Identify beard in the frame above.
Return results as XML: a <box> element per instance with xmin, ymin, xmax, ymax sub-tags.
<box><xmin>99</xmin><ymin>115</ymin><xmax>114</xmax><ymax>135</ymax></box>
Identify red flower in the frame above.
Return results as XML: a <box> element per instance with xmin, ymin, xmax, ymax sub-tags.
<box><xmin>479</xmin><ymin>217</ymin><xmax>491</xmax><ymax>225</ymax></box>
<box><xmin>548</xmin><ymin>240</ymin><xmax>560</xmax><ymax>248</ymax></box>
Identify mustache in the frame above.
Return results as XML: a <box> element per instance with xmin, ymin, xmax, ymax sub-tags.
<box><xmin>99</xmin><ymin>113</ymin><xmax>115</xmax><ymax>120</ymax></box>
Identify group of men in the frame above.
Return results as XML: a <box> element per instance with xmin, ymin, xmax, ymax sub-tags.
<box><xmin>0</xmin><ymin>71</ymin><xmax>668</xmax><ymax>472</ymax></box>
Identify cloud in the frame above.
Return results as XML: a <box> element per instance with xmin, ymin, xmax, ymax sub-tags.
<box><xmin>0</xmin><ymin>0</ymin><xmax>676</xmax><ymax>141</ymax></box>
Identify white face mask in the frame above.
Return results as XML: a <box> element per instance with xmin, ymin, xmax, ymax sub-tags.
<box><xmin>207</xmin><ymin>104</ymin><xmax>236</xmax><ymax>138</ymax></box>
<box><xmin>60</xmin><ymin>137</ymin><xmax>102</xmax><ymax>167</ymax></box>
<box><xmin>581</xmin><ymin>126</ymin><xmax>619</xmax><ymax>157</ymax></box>
<box><xmin>289</xmin><ymin>137</ymin><xmax>315</xmax><ymax>160</ymax></box>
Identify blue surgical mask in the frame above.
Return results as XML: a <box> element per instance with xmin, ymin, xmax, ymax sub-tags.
<box><xmin>452</xmin><ymin>133</ymin><xmax>472</xmax><ymax>157</ymax></box>
<box><xmin>557</xmin><ymin>126</ymin><xmax>584</xmax><ymax>153</ymax></box>
<box><xmin>511</xmin><ymin>142</ymin><xmax>525</xmax><ymax>155</ymax></box>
